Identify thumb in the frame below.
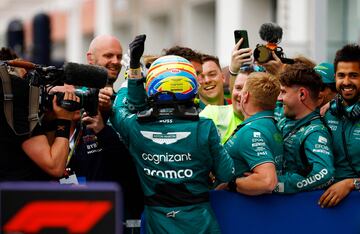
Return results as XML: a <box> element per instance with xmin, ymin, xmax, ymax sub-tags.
<box><xmin>234</xmin><ymin>38</ymin><xmax>243</xmax><ymax>51</ymax></box>
<box><xmin>272</xmin><ymin>51</ymin><xmax>282</xmax><ymax>62</ymax></box>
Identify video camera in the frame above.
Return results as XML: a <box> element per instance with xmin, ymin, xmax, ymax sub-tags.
<box><xmin>253</xmin><ymin>23</ymin><xmax>294</xmax><ymax>64</ymax></box>
<box><xmin>45</xmin><ymin>88</ymin><xmax>100</xmax><ymax>117</ymax></box>
<box><xmin>4</xmin><ymin>60</ymin><xmax>108</xmax><ymax>116</ymax></box>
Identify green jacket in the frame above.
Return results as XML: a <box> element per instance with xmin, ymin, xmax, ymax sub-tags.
<box><xmin>274</xmin><ymin>100</ymin><xmax>284</xmax><ymax>122</ymax></box>
<box><xmin>324</xmin><ymin>110</ymin><xmax>360</xmax><ymax>181</ymax></box>
<box><xmin>111</xmin><ymin>79</ymin><xmax>234</xmax><ymax>234</ymax></box>
<box><xmin>275</xmin><ymin>111</ymin><xmax>335</xmax><ymax>193</ymax></box>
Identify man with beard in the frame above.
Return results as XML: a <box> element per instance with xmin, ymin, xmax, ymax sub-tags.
<box><xmin>87</xmin><ymin>34</ymin><xmax>122</xmax><ymax>113</ymax></box>
<box><xmin>319</xmin><ymin>44</ymin><xmax>360</xmax><ymax>208</ymax></box>
<box><xmin>274</xmin><ymin>62</ymin><xmax>335</xmax><ymax>194</ymax></box>
<box><xmin>83</xmin><ymin>35</ymin><xmax>144</xmax><ymax>233</ymax></box>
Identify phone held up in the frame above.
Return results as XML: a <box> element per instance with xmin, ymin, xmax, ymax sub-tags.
<box><xmin>234</xmin><ymin>30</ymin><xmax>249</xmax><ymax>50</ymax></box>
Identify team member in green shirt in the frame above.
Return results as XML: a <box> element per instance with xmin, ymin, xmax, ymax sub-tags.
<box><xmin>220</xmin><ymin>72</ymin><xmax>282</xmax><ymax>195</ymax></box>
<box><xmin>319</xmin><ymin>44</ymin><xmax>360</xmax><ymax>208</ymax></box>
<box><xmin>111</xmin><ymin>35</ymin><xmax>234</xmax><ymax>234</ymax></box>
<box><xmin>274</xmin><ymin>62</ymin><xmax>335</xmax><ymax>194</ymax></box>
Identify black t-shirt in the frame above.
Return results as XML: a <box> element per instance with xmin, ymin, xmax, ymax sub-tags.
<box><xmin>0</xmin><ymin>74</ymin><xmax>51</xmax><ymax>181</ymax></box>
<box><xmin>68</xmin><ymin>124</ymin><xmax>144</xmax><ymax>220</ymax></box>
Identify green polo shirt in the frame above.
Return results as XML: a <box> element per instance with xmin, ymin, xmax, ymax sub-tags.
<box><xmin>224</xmin><ymin>110</ymin><xmax>283</xmax><ymax>177</ymax></box>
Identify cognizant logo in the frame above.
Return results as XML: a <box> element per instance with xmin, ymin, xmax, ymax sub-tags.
<box><xmin>144</xmin><ymin>168</ymin><xmax>193</xmax><ymax>179</ymax></box>
<box><xmin>296</xmin><ymin>169</ymin><xmax>328</xmax><ymax>188</ymax></box>
<box><xmin>142</xmin><ymin>152</ymin><xmax>192</xmax><ymax>164</ymax></box>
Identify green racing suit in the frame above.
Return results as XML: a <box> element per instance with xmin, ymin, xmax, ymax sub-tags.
<box><xmin>111</xmin><ymin>79</ymin><xmax>234</xmax><ymax>234</ymax></box>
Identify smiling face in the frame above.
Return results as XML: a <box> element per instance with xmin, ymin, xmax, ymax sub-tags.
<box><xmin>87</xmin><ymin>36</ymin><xmax>123</xmax><ymax>82</ymax></box>
<box><xmin>190</xmin><ymin>60</ymin><xmax>203</xmax><ymax>80</ymax></box>
<box><xmin>231</xmin><ymin>73</ymin><xmax>248</xmax><ymax>117</ymax></box>
<box><xmin>198</xmin><ymin>60</ymin><xmax>225</xmax><ymax>105</ymax></box>
<box><xmin>335</xmin><ymin>61</ymin><xmax>360</xmax><ymax>105</ymax></box>
<box><xmin>278</xmin><ymin>85</ymin><xmax>303</xmax><ymax>119</ymax></box>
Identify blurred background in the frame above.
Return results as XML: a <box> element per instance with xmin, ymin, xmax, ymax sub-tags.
<box><xmin>0</xmin><ymin>0</ymin><xmax>359</xmax><ymax>68</ymax></box>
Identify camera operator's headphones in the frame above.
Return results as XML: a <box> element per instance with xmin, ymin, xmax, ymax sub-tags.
<box><xmin>329</xmin><ymin>94</ymin><xmax>360</xmax><ymax>120</ymax></box>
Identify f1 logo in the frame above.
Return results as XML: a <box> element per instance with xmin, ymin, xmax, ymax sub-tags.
<box><xmin>3</xmin><ymin>200</ymin><xmax>112</xmax><ymax>233</ymax></box>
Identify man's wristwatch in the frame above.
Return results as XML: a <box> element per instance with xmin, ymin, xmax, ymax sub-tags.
<box><xmin>353</xmin><ymin>178</ymin><xmax>360</xmax><ymax>190</ymax></box>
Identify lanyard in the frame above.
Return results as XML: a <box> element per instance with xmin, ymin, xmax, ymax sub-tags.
<box><xmin>66</xmin><ymin>126</ymin><xmax>83</xmax><ymax>166</ymax></box>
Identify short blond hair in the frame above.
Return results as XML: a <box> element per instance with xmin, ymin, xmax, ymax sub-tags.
<box><xmin>243</xmin><ymin>72</ymin><xmax>280</xmax><ymax>110</ymax></box>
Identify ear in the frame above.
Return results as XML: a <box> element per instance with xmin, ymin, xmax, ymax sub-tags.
<box><xmin>243</xmin><ymin>91</ymin><xmax>250</xmax><ymax>103</ymax></box>
<box><xmin>86</xmin><ymin>52</ymin><xmax>94</xmax><ymax>64</ymax></box>
<box><xmin>298</xmin><ymin>87</ymin><xmax>307</xmax><ymax>100</ymax></box>
<box><xmin>221</xmin><ymin>72</ymin><xmax>225</xmax><ymax>83</ymax></box>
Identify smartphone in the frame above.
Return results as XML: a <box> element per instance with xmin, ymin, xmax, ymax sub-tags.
<box><xmin>234</xmin><ymin>30</ymin><xmax>249</xmax><ymax>49</ymax></box>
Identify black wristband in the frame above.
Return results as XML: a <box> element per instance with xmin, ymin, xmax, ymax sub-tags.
<box><xmin>55</xmin><ymin>119</ymin><xmax>71</xmax><ymax>139</ymax></box>
<box><xmin>228</xmin><ymin>177</ymin><xmax>238</xmax><ymax>192</ymax></box>
<box><xmin>130</xmin><ymin>61</ymin><xmax>140</xmax><ymax>69</ymax></box>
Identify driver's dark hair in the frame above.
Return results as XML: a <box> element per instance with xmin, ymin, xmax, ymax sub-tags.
<box><xmin>163</xmin><ymin>46</ymin><xmax>202</xmax><ymax>64</ymax></box>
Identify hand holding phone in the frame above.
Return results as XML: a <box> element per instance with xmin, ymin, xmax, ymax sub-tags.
<box><xmin>234</xmin><ymin>30</ymin><xmax>249</xmax><ymax>50</ymax></box>
<box><xmin>230</xmin><ymin>30</ymin><xmax>252</xmax><ymax>74</ymax></box>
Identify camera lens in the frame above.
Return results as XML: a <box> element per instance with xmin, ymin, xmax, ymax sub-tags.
<box><xmin>254</xmin><ymin>45</ymin><xmax>272</xmax><ymax>63</ymax></box>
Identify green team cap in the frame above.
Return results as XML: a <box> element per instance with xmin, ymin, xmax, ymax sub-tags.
<box><xmin>314</xmin><ymin>62</ymin><xmax>335</xmax><ymax>84</ymax></box>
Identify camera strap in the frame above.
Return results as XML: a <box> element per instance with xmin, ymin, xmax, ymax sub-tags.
<box><xmin>28</xmin><ymin>85</ymin><xmax>40</xmax><ymax>133</ymax></box>
<box><xmin>0</xmin><ymin>65</ymin><xmax>15</xmax><ymax>133</ymax></box>
<box><xmin>0</xmin><ymin>65</ymin><xmax>40</xmax><ymax>136</ymax></box>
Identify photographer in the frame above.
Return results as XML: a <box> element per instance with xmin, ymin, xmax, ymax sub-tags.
<box><xmin>0</xmin><ymin>71</ymin><xmax>79</xmax><ymax>180</ymax></box>
<box><xmin>86</xmin><ymin>35</ymin><xmax>144</xmax><ymax>232</ymax></box>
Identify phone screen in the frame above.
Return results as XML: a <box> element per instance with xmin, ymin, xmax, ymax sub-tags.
<box><xmin>234</xmin><ymin>30</ymin><xmax>249</xmax><ymax>49</ymax></box>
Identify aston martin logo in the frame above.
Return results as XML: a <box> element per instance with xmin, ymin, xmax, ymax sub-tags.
<box><xmin>166</xmin><ymin>210</ymin><xmax>180</xmax><ymax>218</ymax></box>
<box><xmin>140</xmin><ymin>131</ymin><xmax>191</xmax><ymax>144</ymax></box>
